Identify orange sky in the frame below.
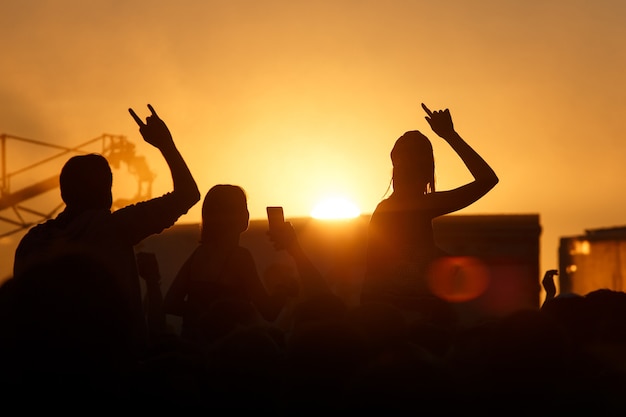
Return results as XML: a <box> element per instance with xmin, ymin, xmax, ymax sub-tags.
<box><xmin>1</xmin><ymin>0</ymin><xmax>626</xmax><ymax>279</ymax></box>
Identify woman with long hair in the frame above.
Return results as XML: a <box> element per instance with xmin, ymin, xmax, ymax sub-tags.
<box><xmin>164</xmin><ymin>185</ymin><xmax>327</xmax><ymax>343</ymax></box>
<box><xmin>361</xmin><ymin>103</ymin><xmax>499</xmax><ymax>313</ymax></box>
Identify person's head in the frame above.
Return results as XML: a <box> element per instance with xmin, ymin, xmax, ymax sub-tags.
<box><xmin>390</xmin><ymin>131</ymin><xmax>435</xmax><ymax>196</ymax></box>
<box><xmin>200</xmin><ymin>184</ymin><xmax>249</xmax><ymax>242</ymax></box>
<box><xmin>60</xmin><ymin>154</ymin><xmax>113</xmax><ymax>211</ymax></box>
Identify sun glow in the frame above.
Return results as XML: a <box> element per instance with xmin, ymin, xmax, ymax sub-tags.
<box><xmin>311</xmin><ymin>197</ymin><xmax>361</xmax><ymax>220</ymax></box>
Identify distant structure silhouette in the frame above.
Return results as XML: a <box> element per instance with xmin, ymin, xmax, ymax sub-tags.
<box><xmin>361</xmin><ymin>103</ymin><xmax>499</xmax><ymax>316</ymax></box>
<box><xmin>12</xmin><ymin>104</ymin><xmax>200</xmax><ymax>355</ymax></box>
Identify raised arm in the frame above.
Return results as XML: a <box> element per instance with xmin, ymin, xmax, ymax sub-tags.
<box><xmin>541</xmin><ymin>269</ymin><xmax>558</xmax><ymax>308</ymax></box>
<box><xmin>421</xmin><ymin>103</ymin><xmax>499</xmax><ymax>213</ymax></box>
<box><xmin>268</xmin><ymin>221</ymin><xmax>330</xmax><ymax>298</ymax></box>
<box><xmin>129</xmin><ymin>104</ymin><xmax>201</xmax><ymax>209</ymax></box>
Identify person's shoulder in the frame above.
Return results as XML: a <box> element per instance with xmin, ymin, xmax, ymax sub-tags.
<box><xmin>233</xmin><ymin>245</ymin><xmax>254</xmax><ymax>258</ymax></box>
<box><xmin>373</xmin><ymin>197</ymin><xmax>393</xmax><ymax>211</ymax></box>
<box><xmin>372</xmin><ymin>196</ymin><xmax>404</xmax><ymax>215</ymax></box>
<box><xmin>14</xmin><ymin>219</ymin><xmax>61</xmax><ymax>273</ymax></box>
<box><xmin>19</xmin><ymin>217</ymin><xmax>60</xmax><ymax>242</ymax></box>
<box><xmin>31</xmin><ymin>216</ymin><xmax>59</xmax><ymax>229</ymax></box>
<box><xmin>377</xmin><ymin>193</ymin><xmax>433</xmax><ymax>212</ymax></box>
<box><xmin>119</xmin><ymin>192</ymin><xmax>178</xmax><ymax>209</ymax></box>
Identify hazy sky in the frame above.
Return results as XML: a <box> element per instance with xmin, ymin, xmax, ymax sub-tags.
<box><xmin>1</xmin><ymin>0</ymin><xmax>626</xmax><ymax>278</ymax></box>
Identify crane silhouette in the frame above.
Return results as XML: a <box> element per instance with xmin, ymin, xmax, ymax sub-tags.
<box><xmin>0</xmin><ymin>133</ymin><xmax>155</xmax><ymax>237</ymax></box>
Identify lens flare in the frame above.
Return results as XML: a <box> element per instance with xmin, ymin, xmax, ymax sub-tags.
<box><xmin>427</xmin><ymin>256</ymin><xmax>490</xmax><ymax>303</ymax></box>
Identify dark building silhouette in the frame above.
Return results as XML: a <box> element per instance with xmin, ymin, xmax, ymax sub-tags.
<box><xmin>139</xmin><ymin>213</ymin><xmax>541</xmax><ymax>327</ymax></box>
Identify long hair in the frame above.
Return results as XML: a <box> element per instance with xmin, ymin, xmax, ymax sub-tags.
<box><xmin>390</xmin><ymin>130</ymin><xmax>435</xmax><ymax>195</ymax></box>
<box><xmin>200</xmin><ymin>185</ymin><xmax>249</xmax><ymax>243</ymax></box>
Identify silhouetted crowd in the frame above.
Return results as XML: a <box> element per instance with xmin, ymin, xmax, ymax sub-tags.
<box><xmin>2</xmin><ymin>256</ymin><xmax>626</xmax><ymax>415</ymax></box>
<box><xmin>2</xmin><ymin>104</ymin><xmax>625</xmax><ymax>415</ymax></box>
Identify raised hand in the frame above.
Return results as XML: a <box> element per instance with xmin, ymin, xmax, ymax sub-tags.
<box><xmin>136</xmin><ymin>251</ymin><xmax>161</xmax><ymax>284</ymax></box>
<box><xmin>267</xmin><ymin>221</ymin><xmax>298</xmax><ymax>251</ymax></box>
<box><xmin>542</xmin><ymin>269</ymin><xmax>558</xmax><ymax>301</ymax></box>
<box><xmin>422</xmin><ymin>103</ymin><xmax>455</xmax><ymax>138</ymax></box>
<box><xmin>128</xmin><ymin>104</ymin><xmax>174</xmax><ymax>149</ymax></box>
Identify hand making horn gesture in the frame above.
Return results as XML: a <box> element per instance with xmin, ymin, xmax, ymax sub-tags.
<box><xmin>129</xmin><ymin>104</ymin><xmax>174</xmax><ymax>149</ymax></box>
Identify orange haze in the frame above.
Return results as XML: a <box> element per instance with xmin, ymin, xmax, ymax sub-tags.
<box><xmin>2</xmin><ymin>1</ymin><xmax>626</xmax><ymax>283</ymax></box>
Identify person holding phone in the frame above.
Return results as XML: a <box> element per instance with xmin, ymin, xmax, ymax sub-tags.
<box><xmin>163</xmin><ymin>186</ymin><xmax>326</xmax><ymax>343</ymax></box>
<box><xmin>362</xmin><ymin>103</ymin><xmax>499</xmax><ymax>314</ymax></box>
<box><xmin>266</xmin><ymin>206</ymin><xmax>330</xmax><ymax>299</ymax></box>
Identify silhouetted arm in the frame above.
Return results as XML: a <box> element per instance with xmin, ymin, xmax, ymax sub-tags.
<box><xmin>236</xmin><ymin>249</ymin><xmax>288</xmax><ymax>322</ymax></box>
<box><xmin>136</xmin><ymin>251</ymin><xmax>167</xmax><ymax>339</ymax></box>
<box><xmin>163</xmin><ymin>250</ymin><xmax>194</xmax><ymax>317</ymax></box>
<box><xmin>129</xmin><ymin>104</ymin><xmax>201</xmax><ymax>210</ymax></box>
<box><xmin>541</xmin><ymin>269</ymin><xmax>558</xmax><ymax>308</ymax></box>
<box><xmin>268</xmin><ymin>221</ymin><xmax>330</xmax><ymax>298</ymax></box>
<box><xmin>421</xmin><ymin>103</ymin><xmax>499</xmax><ymax>214</ymax></box>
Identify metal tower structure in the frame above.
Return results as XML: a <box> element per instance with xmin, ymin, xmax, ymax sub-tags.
<box><xmin>0</xmin><ymin>133</ymin><xmax>155</xmax><ymax>237</ymax></box>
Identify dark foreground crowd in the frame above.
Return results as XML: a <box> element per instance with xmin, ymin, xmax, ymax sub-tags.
<box><xmin>1</xmin><ymin>258</ymin><xmax>626</xmax><ymax>416</ymax></box>
<box><xmin>1</xmin><ymin>103</ymin><xmax>624</xmax><ymax>415</ymax></box>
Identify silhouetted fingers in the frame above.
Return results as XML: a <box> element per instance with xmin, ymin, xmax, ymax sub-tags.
<box><xmin>542</xmin><ymin>269</ymin><xmax>558</xmax><ymax>289</ymax></box>
<box><xmin>128</xmin><ymin>108</ymin><xmax>144</xmax><ymax>126</ymax></box>
<box><xmin>147</xmin><ymin>104</ymin><xmax>159</xmax><ymax>118</ymax></box>
<box><xmin>421</xmin><ymin>103</ymin><xmax>433</xmax><ymax>117</ymax></box>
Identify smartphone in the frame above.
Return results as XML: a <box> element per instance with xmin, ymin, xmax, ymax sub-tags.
<box><xmin>266</xmin><ymin>206</ymin><xmax>285</xmax><ymax>231</ymax></box>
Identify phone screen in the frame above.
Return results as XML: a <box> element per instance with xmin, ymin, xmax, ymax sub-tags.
<box><xmin>266</xmin><ymin>206</ymin><xmax>284</xmax><ymax>230</ymax></box>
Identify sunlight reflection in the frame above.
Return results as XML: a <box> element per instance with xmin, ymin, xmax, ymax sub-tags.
<box><xmin>311</xmin><ymin>197</ymin><xmax>361</xmax><ymax>220</ymax></box>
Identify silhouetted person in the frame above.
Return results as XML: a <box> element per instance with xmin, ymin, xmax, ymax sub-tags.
<box><xmin>0</xmin><ymin>253</ymin><xmax>138</xmax><ymax>408</ymax></box>
<box><xmin>164</xmin><ymin>185</ymin><xmax>327</xmax><ymax>344</ymax></box>
<box><xmin>362</xmin><ymin>103</ymin><xmax>498</xmax><ymax>316</ymax></box>
<box><xmin>12</xmin><ymin>104</ymin><xmax>201</xmax><ymax>356</ymax></box>
<box><xmin>136</xmin><ymin>251</ymin><xmax>168</xmax><ymax>344</ymax></box>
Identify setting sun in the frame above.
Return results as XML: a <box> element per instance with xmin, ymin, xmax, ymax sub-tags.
<box><xmin>311</xmin><ymin>197</ymin><xmax>361</xmax><ymax>220</ymax></box>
